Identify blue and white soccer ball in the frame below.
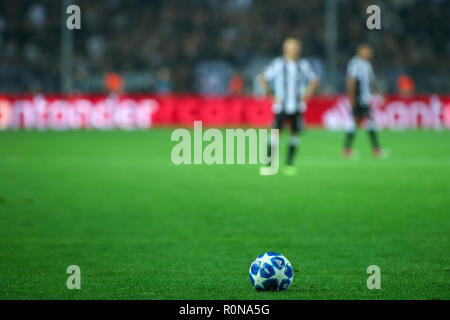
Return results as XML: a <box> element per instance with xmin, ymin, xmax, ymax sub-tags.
<box><xmin>249</xmin><ymin>252</ymin><xmax>294</xmax><ymax>291</ymax></box>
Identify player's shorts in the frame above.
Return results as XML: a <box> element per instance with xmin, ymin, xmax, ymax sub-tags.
<box><xmin>273</xmin><ymin>111</ymin><xmax>302</xmax><ymax>134</ymax></box>
<box><xmin>352</xmin><ymin>102</ymin><xmax>372</xmax><ymax>119</ymax></box>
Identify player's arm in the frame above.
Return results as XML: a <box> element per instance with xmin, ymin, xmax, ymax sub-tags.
<box><xmin>259</xmin><ymin>74</ymin><xmax>274</xmax><ymax>98</ymax></box>
<box><xmin>346</xmin><ymin>75</ymin><xmax>357</xmax><ymax>108</ymax></box>
<box><xmin>369</xmin><ymin>63</ymin><xmax>383</xmax><ymax>95</ymax></box>
<box><xmin>371</xmin><ymin>76</ymin><xmax>383</xmax><ymax>95</ymax></box>
<box><xmin>301</xmin><ymin>62</ymin><xmax>319</xmax><ymax>104</ymax></box>
<box><xmin>259</xmin><ymin>60</ymin><xmax>278</xmax><ymax>98</ymax></box>
<box><xmin>303</xmin><ymin>78</ymin><xmax>318</xmax><ymax>102</ymax></box>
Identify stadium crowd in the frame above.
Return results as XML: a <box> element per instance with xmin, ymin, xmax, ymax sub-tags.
<box><xmin>0</xmin><ymin>0</ymin><xmax>448</xmax><ymax>93</ymax></box>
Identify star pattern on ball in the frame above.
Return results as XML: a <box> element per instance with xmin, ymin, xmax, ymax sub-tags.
<box><xmin>249</xmin><ymin>252</ymin><xmax>294</xmax><ymax>291</ymax></box>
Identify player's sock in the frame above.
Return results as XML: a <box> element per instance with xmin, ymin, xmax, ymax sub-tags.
<box><xmin>368</xmin><ymin>129</ymin><xmax>380</xmax><ymax>149</ymax></box>
<box><xmin>266</xmin><ymin>133</ymin><xmax>279</xmax><ymax>166</ymax></box>
<box><xmin>344</xmin><ymin>130</ymin><xmax>355</xmax><ymax>149</ymax></box>
<box><xmin>286</xmin><ymin>136</ymin><xmax>299</xmax><ymax>166</ymax></box>
<box><xmin>367</xmin><ymin>119</ymin><xmax>380</xmax><ymax>150</ymax></box>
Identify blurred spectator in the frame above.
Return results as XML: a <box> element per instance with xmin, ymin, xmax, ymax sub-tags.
<box><xmin>104</xmin><ymin>72</ymin><xmax>124</xmax><ymax>94</ymax></box>
<box><xmin>155</xmin><ymin>67</ymin><xmax>172</xmax><ymax>94</ymax></box>
<box><xmin>195</xmin><ymin>61</ymin><xmax>233</xmax><ymax>95</ymax></box>
<box><xmin>28</xmin><ymin>4</ymin><xmax>46</xmax><ymax>30</ymax></box>
<box><xmin>397</xmin><ymin>75</ymin><xmax>415</xmax><ymax>97</ymax></box>
<box><xmin>229</xmin><ymin>73</ymin><xmax>244</xmax><ymax>96</ymax></box>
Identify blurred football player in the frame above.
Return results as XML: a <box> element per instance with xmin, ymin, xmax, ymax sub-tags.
<box><xmin>259</xmin><ymin>38</ymin><xmax>318</xmax><ymax>175</ymax></box>
<box><xmin>344</xmin><ymin>44</ymin><xmax>384</xmax><ymax>158</ymax></box>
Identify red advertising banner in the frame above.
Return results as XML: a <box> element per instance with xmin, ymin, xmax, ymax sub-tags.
<box><xmin>0</xmin><ymin>94</ymin><xmax>449</xmax><ymax>130</ymax></box>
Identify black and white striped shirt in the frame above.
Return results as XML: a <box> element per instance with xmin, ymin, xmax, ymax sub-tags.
<box><xmin>263</xmin><ymin>57</ymin><xmax>317</xmax><ymax>114</ymax></box>
<box><xmin>347</xmin><ymin>55</ymin><xmax>375</xmax><ymax>105</ymax></box>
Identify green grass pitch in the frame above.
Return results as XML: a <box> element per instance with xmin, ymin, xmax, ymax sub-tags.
<box><xmin>0</xmin><ymin>129</ymin><xmax>449</xmax><ymax>299</ymax></box>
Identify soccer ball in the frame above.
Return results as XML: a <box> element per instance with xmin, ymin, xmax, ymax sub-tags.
<box><xmin>249</xmin><ymin>252</ymin><xmax>294</xmax><ymax>291</ymax></box>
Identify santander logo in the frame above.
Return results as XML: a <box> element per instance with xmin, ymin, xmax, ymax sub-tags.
<box><xmin>6</xmin><ymin>95</ymin><xmax>159</xmax><ymax>130</ymax></box>
<box><xmin>322</xmin><ymin>97</ymin><xmax>354</xmax><ymax>131</ymax></box>
<box><xmin>1</xmin><ymin>94</ymin><xmax>449</xmax><ymax>130</ymax></box>
<box><xmin>322</xmin><ymin>95</ymin><xmax>450</xmax><ymax>130</ymax></box>
<box><xmin>0</xmin><ymin>99</ymin><xmax>12</xmax><ymax>129</ymax></box>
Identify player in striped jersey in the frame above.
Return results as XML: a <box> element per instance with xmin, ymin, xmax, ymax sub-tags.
<box><xmin>344</xmin><ymin>44</ymin><xmax>383</xmax><ymax>158</ymax></box>
<box><xmin>259</xmin><ymin>38</ymin><xmax>318</xmax><ymax>174</ymax></box>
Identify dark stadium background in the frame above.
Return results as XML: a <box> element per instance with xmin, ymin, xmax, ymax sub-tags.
<box><xmin>0</xmin><ymin>0</ymin><xmax>449</xmax><ymax>300</ymax></box>
<box><xmin>0</xmin><ymin>0</ymin><xmax>448</xmax><ymax>94</ymax></box>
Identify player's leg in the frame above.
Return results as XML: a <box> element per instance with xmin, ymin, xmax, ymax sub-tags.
<box><xmin>343</xmin><ymin>107</ymin><xmax>358</xmax><ymax>157</ymax></box>
<box><xmin>286</xmin><ymin>112</ymin><xmax>301</xmax><ymax>166</ymax></box>
<box><xmin>267</xmin><ymin>112</ymin><xmax>284</xmax><ymax>163</ymax></box>
<box><xmin>366</xmin><ymin>114</ymin><xmax>382</xmax><ymax>157</ymax></box>
<box><xmin>286</xmin><ymin>133</ymin><xmax>300</xmax><ymax>166</ymax></box>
